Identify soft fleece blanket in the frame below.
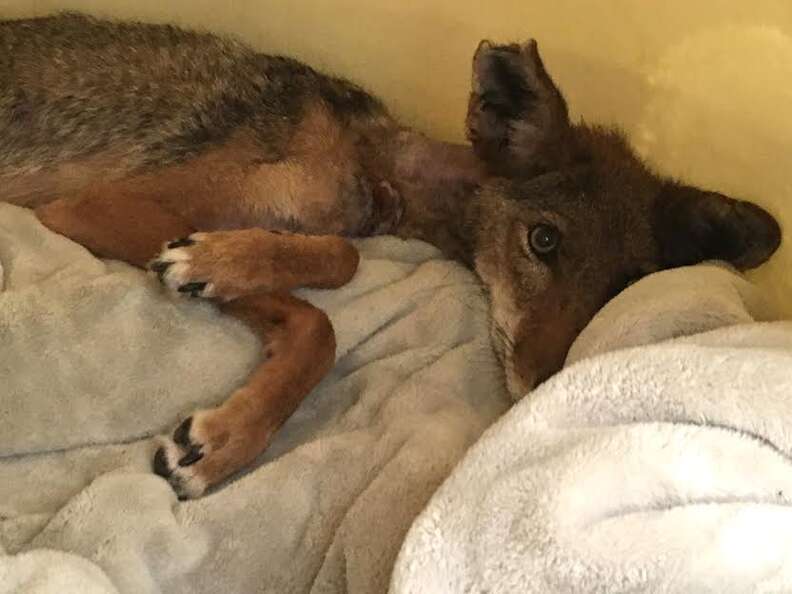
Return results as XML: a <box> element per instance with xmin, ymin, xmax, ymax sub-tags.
<box><xmin>392</xmin><ymin>261</ymin><xmax>792</xmax><ymax>593</ymax></box>
<box><xmin>0</xmin><ymin>202</ymin><xmax>510</xmax><ymax>593</ymax></box>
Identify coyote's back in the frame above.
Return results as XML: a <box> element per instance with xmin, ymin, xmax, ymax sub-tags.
<box><xmin>0</xmin><ymin>12</ymin><xmax>389</xmax><ymax>206</ymax></box>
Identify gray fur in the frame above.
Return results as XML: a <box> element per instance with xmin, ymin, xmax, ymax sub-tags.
<box><xmin>0</xmin><ymin>12</ymin><xmax>386</xmax><ymax>175</ymax></box>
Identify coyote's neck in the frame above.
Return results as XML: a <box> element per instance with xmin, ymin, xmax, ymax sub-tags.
<box><xmin>380</xmin><ymin>129</ymin><xmax>483</xmax><ymax>266</ymax></box>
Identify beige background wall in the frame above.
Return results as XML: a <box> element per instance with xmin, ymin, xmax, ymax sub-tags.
<box><xmin>3</xmin><ymin>0</ymin><xmax>791</xmax><ymax>314</ymax></box>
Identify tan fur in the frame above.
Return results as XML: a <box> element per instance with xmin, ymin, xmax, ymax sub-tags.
<box><xmin>161</xmin><ymin>229</ymin><xmax>360</xmax><ymax>300</ymax></box>
<box><xmin>1</xmin><ymin>150</ymin><xmax>131</xmax><ymax>208</ymax></box>
<box><xmin>239</xmin><ymin>103</ymin><xmax>378</xmax><ymax>235</ymax></box>
<box><xmin>24</xmin><ymin>132</ymin><xmax>259</xmax><ymax>223</ymax></box>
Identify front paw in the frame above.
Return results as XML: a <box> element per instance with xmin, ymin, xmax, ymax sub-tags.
<box><xmin>149</xmin><ymin>235</ymin><xmax>215</xmax><ymax>299</ymax></box>
<box><xmin>152</xmin><ymin>407</ymin><xmax>270</xmax><ymax>499</ymax></box>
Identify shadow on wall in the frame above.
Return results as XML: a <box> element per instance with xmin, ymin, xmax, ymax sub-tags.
<box><xmin>633</xmin><ymin>25</ymin><xmax>792</xmax><ymax>315</ymax></box>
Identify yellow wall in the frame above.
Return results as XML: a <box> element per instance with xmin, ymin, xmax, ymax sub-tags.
<box><xmin>4</xmin><ymin>0</ymin><xmax>791</xmax><ymax>314</ymax></box>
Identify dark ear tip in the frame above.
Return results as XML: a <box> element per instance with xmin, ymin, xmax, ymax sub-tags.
<box><xmin>736</xmin><ymin>200</ymin><xmax>782</xmax><ymax>269</ymax></box>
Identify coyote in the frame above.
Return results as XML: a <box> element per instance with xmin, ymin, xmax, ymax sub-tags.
<box><xmin>1</xmin><ymin>13</ymin><xmax>779</xmax><ymax>497</ymax></box>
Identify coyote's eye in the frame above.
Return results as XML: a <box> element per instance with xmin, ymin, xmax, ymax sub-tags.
<box><xmin>527</xmin><ymin>224</ymin><xmax>561</xmax><ymax>257</ymax></box>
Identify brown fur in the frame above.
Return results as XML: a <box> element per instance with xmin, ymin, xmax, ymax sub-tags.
<box><xmin>36</xmin><ymin>193</ymin><xmax>194</xmax><ymax>268</ymax></box>
<box><xmin>1</xmin><ymin>13</ymin><xmax>781</xmax><ymax>498</ymax></box>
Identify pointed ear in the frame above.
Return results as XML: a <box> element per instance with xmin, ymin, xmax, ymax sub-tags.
<box><xmin>654</xmin><ymin>184</ymin><xmax>781</xmax><ymax>270</ymax></box>
<box><xmin>466</xmin><ymin>39</ymin><xmax>572</xmax><ymax>176</ymax></box>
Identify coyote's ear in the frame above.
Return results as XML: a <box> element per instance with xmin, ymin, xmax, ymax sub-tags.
<box><xmin>466</xmin><ymin>39</ymin><xmax>572</xmax><ymax>176</ymax></box>
<box><xmin>654</xmin><ymin>184</ymin><xmax>781</xmax><ymax>270</ymax></box>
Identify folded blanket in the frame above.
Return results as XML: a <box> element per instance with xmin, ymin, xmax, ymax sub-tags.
<box><xmin>391</xmin><ymin>263</ymin><xmax>792</xmax><ymax>593</ymax></box>
<box><xmin>0</xmin><ymin>203</ymin><xmax>510</xmax><ymax>593</ymax></box>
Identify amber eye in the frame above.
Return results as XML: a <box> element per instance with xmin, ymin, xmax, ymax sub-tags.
<box><xmin>528</xmin><ymin>224</ymin><xmax>561</xmax><ymax>256</ymax></box>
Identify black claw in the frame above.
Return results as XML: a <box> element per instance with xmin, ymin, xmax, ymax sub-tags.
<box><xmin>152</xmin><ymin>447</ymin><xmax>172</xmax><ymax>478</ymax></box>
<box><xmin>173</xmin><ymin>417</ymin><xmax>193</xmax><ymax>446</ymax></box>
<box><xmin>167</xmin><ymin>237</ymin><xmax>195</xmax><ymax>249</ymax></box>
<box><xmin>149</xmin><ymin>260</ymin><xmax>173</xmax><ymax>280</ymax></box>
<box><xmin>178</xmin><ymin>447</ymin><xmax>204</xmax><ymax>467</ymax></box>
<box><xmin>178</xmin><ymin>282</ymin><xmax>207</xmax><ymax>296</ymax></box>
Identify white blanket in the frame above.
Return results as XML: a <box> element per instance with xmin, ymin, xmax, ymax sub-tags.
<box><xmin>392</xmin><ymin>263</ymin><xmax>792</xmax><ymax>593</ymax></box>
<box><xmin>0</xmin><ymin>203</ymin><xmax>510</xmax><ymax>593</ymax></box>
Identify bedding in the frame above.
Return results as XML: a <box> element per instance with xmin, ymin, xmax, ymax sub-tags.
<box><xmin>392</xmin><ymin>261</ymin><xmax>792</xmax><ymax>593</ymax></box>
<box><xmin>4</xmin><ymin>197</ymin><xmax>790</xmax><ymax>594</ymax></box>
<box><xmin>0</xmin><ymin>202</ymin><xmax>510</xmax><ymax>593</ymax></box>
